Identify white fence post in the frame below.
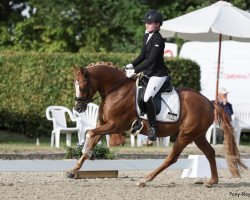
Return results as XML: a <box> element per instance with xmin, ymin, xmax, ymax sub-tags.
<box><xmin>181</xmin><ymin>155</ymin><xmax>211</xmax><ymax>178</ymax></box>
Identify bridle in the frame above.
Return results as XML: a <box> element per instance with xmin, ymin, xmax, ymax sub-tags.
<box><xmin>74</xmin><ymin>68</ymin><xmax>95</xmax><ymax>108</ymax></box>
<box><xmin>74</xmin><ymin>67</ymin><xmax>128</xmax><ymax>107</ymax></box>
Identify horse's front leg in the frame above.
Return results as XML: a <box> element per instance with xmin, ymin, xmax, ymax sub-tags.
<box><xmin>66</xmin><ymin>121</ymin><xmax>116</xmax><ymax>178</ymax></box>
<box><xmin>66</xmin><ymin>133</ymin><xmax>102</xmax><ymax>178</ymax></box>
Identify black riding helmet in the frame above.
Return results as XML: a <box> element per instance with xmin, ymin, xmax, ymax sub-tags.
<box><xmin>144</xmin><ymin>10</ymin><xmax>163</xmax><ymax>26</ymax></box>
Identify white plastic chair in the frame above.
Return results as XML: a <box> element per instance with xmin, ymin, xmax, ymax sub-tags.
<box><xmin>206</xmin><ymin>122</ymin><xmax>220</xmax><ymax>144</ymax></box>
<box><xmin>157</xmin><ymin>137</ymin><xmax>170</xmax><ymax>147</ymax></box>
<box><xmin>73</xmin><ymin>103</ymin><xmax>99</xmax><ymax>145</ymax></box>
<box><xmin>73</xmin><ymin>103</ymin><xmax>110</xmax><ymax>146</ymax></box>
<box><xmin>46</xmin><ymin>106</ymin><xmax>79</xmax><ymax>148</ymax></box>
<box><xmin>206</xmin><ymin>115</ymin><xmax>239</xmax><ymax>145</ymax></box>
<box><xmin>131</xmin><ymin>134</ymin><xmax>170</xmax><ymax>147</ymax></box>
<box><xmin>233</xmin><ymin>104</ymin><xmax>250</xmax><ymax>145</ymax></box>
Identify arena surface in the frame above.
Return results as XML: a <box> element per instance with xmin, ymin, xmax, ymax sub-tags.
<box><xmin>0</xmin><ymin>169</ymin><xmax>249</xmax><ymax>200</ymax></box>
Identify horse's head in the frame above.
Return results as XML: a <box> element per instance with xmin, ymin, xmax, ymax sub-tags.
<box><xmin>73</xmin><ymin>66</ymin><xmax>96</xmax><ymax>113</ymax></box>
<box><xmin>73</xmin><ymin>62</ymin><xmax>128</xmax><ymax>113</ymax></box>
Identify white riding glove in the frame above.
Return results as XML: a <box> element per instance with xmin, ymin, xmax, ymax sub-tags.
<box><xmin>126</xmin><ymin>69</ymin><xmax>136</xmax><ymax>78</ymax></box>
<box><xmin>125</xmin><ymin>63</ymin><xmax>134</xmax><ymax>70</ymax></box>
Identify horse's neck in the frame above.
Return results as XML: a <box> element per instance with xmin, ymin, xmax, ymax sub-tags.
<box><xmin>100</xmin><ymin>77</ymin><xmax>135</xmax><ymax>103</ymax></box>
<box><xmin>91</xmin><ymin>66</ymin><xmax>127</xmax><ymax>95</ymax></box>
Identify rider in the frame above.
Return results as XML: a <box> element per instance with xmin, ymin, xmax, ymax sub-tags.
<box><xmin>125</xmin><ymin>10</ymin><xmax>170</xmax><ymax>142</ymax></box>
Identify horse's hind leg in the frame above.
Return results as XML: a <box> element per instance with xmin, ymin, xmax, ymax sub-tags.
<box><xmin>137</xmin><ymin>136</ymin><xmax>191</xmax><ymax>187</ymax></box>
<box><xmin>194</xmin><ymin>134</ymin><xmax>218</xmax><ymax>187</ymax></box>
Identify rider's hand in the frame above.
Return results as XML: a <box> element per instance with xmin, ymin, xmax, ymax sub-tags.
<box><xmin>125</xmin><ymin>63</ymin><xmax>134</xmax><ymax>70</ymax></box>
<box><xmin>126</xmin><ymin>69</ymin><xmax>136</xmax><ymax>78</ymax></box>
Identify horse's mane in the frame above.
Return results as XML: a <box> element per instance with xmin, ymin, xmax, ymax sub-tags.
<box><xmin>87</xmin><ymin>61</ymin><xmax>121</xmax><ymax>71</ymax></box>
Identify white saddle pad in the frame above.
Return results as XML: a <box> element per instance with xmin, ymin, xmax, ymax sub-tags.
<box><xmin>136</xmin><ymin>88</ymin><xmax>180</xmax><ymax>123</ymax></box>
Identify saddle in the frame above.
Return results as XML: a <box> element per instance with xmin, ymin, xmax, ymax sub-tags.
<box><xmin>129</xmin><ymin>74</ymin><xmax>180</xmax><ymax>135</ymax></box>
<box><xmin>137</xmin><ymin>75</ymin><xmax>173</xmax><ymax>116</ymax></box>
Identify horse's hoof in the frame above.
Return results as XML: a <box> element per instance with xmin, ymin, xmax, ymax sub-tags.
<box><xmin>203</xmin><ymin>180</ymin><xmax>218</xmax><ymax>188</ymax></box>
<box><xmin>194</xmin><ymin>180</ymin><xmax>204</xmax><ymax>184</ymax></box>
<box><xmin>136</xmin><ymin>181</ymin><xmax>147</xmax><ymax>187</ymax></box>
<box><xmin>66</xmin><ymin>171</ymin><xmax>75</xmax><ymax>179</ymax></box>
<box><xmin>203</xmin><ymin>182</ymin><xmax>212</xmax><ymax>188</ymax></box>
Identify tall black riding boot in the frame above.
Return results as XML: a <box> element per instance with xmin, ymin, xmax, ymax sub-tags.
<box><xmin>146</xmin><ymin>97</ymin><xmax>157</xmax><ymax>141</ymax></box>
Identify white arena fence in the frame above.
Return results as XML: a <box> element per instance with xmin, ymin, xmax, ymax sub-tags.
<box><xmin>0</xmin><ymin>155</ymin><xmax>249</xmax><ymax>178</ymax></box>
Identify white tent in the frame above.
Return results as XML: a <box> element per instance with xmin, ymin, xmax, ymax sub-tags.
<box><xmin>161</xmin><ymin>1</ymin><xmax>250</xmax><ymax>42</ymax></box>
<box><xmin>160</xmin><ymin>1</ymin><xmax>250</xmax><ymax>100</ymax></box>
<box><xmin>179</xmin><ymin>41</ymin><xmax>250</xmax><ymax>105</ymax></box>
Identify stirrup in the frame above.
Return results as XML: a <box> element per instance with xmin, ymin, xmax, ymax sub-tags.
<box><xmin>130</xmin><ymin>120</ymin><xmax>143</xmax><ymax>136</ymax></box>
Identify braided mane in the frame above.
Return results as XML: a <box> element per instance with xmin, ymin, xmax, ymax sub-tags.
<box><xmin>87</xmin><ymin>61</ymin><xmax>119</xmax><ymax>69</ymax></box>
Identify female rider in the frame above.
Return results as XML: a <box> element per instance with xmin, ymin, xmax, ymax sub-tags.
<box><xmin>125</xmin><ymin>10</ymin><xmax>170</xmax><ymax>142</ymax></box>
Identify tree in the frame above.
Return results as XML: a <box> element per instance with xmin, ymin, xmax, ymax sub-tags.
<box><xmin>0</xmin><ymin>0</ymin><xmax>249</xmax><ymax>52</ymax></box>
<box><xmin>0</xmin><ymin>0</ymin><xmax>27</xmax><ymax>48</ymax></box>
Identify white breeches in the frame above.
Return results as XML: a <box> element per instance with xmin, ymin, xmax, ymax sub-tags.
<box><xmin>144</xmin><ymin>76</ymin><xmax>167</xmax><ymax>102</ymax></box>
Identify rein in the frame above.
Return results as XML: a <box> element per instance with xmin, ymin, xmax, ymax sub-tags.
<box><xmin>100</xmin><ymin>77</ymin><xmax>129</xmax><ymax>98</ymax></box>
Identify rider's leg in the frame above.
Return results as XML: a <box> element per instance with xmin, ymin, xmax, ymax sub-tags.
<box><xmin>146</xmin><ymin>97</ymin><xmax>157</xmax><ymax>141</ymax></box>
<box><xmin>144</xmin><ymin>76</ymin><xmax>166</xmax><ymax>141</ymax></box>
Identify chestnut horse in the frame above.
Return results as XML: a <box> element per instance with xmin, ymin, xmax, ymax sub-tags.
<box><xmin>68</xmin><ymin>62</ymin><xmax>247</xmax><ymax>187</ymax></box>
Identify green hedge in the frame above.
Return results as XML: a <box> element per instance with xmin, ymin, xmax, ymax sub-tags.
<box><xmin>0</xmin><ymin>52</ymin><xmax>200</xmax><ymax>137</ymax></box>
<box><xmin>168</xmin><ymin>58</ymin><xmax>201</xmax><ymax>91</ymax></box>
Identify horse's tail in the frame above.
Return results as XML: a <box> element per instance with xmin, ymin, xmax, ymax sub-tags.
<box><xmin>213</xmin><ymin>103</ymin><xmax>248</xmax><ymax>177</ymax></box>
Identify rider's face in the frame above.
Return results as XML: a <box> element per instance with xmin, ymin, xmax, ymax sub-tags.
<box><xmin>218</xmin><ymin>93</ymin><xmax>228</xmax><ymax>104</ymax></box>
<box><xmin>145</xmin><ymin>22</ymin><xmax>160</xmax><ymax>33</ymax></box>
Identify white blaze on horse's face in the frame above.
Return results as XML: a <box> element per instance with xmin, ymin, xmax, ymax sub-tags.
<box><xmin>75</xmin><ymin>80</ymin><xmax>80</xmax><ymax>104</ymax></box>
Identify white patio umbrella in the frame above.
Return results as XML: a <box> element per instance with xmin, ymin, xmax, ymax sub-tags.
<box><xmin>160</xmin><ymin>0</ymin><xmax>250</xmax><ymax>144</ymax></box>
<box><xmin>160</xmin><ymin>0</ymin><xmax>250</xmax><ymax>100</ymax></box>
